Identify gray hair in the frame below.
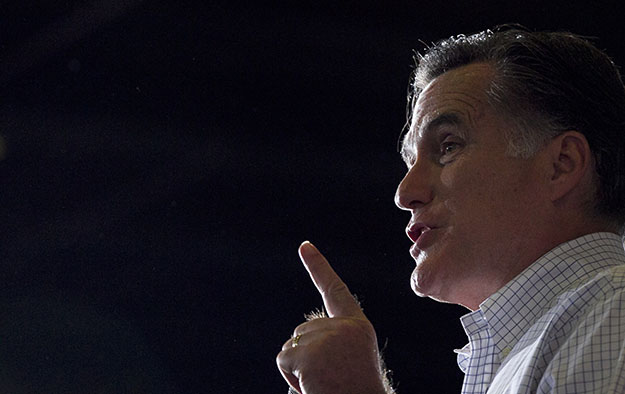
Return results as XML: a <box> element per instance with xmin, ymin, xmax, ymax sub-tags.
<box><xmin>405</xmin><ymin>25</ymin><xmax>625</xmax><ymax>225</ymax></box>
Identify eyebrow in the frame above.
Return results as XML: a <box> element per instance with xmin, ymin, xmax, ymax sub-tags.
<box><xmin>401</xmin><ymin>112</ymin><xmax>464</xmax><ymax>159</ymax></box>
<box><xmin>420</xmin><ymin>112</ymin><xmax>462</xmax><ymax>137</ymax></box>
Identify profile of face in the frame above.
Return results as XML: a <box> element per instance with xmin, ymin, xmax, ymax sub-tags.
<box><xmin>395</xmin><ymin>63</ymin><xmax>553</xmax><ymax>310</ymax></box>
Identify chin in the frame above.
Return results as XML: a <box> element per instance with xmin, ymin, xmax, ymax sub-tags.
<box><xmin>410</xmin><ymin>266</ymin><xmax>437</xmax><ymax>298</ymax></box>
<box><xmin>411</xmin><ymin>267</ymin><xmax>479</xmax><ymax>310</ymax></box>
<box><xmin>410</xmin><ymin>260</ymin><xmax>458</xmax><ymax>304</ymax></box>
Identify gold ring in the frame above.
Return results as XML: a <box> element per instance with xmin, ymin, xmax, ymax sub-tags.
<box><xmin>292</xmin><ymin>334</ymin><xmax>302</xmax><ymax>348</ymax></box>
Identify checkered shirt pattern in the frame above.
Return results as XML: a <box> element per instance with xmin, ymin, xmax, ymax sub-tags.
<box><xmin>456</xmin><ymin>232</ymin><xmax>625</xmax><ymax>393</ymax></box>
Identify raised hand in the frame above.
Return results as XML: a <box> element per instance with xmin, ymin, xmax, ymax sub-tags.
<box><xmin>276</xmin><ymin>242</ymin><xmax>389</xmax><ymax>394</ymax></box>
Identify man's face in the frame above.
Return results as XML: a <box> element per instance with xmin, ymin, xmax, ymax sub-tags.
<box><xmin>395</xmin><ymin>63</ymin><xmax>552</xmax><ymax>309</ymax></box>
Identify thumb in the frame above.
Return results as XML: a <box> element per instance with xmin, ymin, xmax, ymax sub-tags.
<box><xmin>298</xmin><ymin>241</ymin><xmax>365</xmax><ymax>318</ymax></box>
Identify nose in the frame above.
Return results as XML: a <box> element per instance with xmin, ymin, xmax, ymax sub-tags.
<box><xmin>395</xmin><ymin>161</ymin><xmax>434</xmax><ymax>211</ymax></box>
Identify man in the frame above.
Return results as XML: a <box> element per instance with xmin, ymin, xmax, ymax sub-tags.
<box><xmin>276</xmin><ymin>26</ymin><xmax>625</xmax><ymax>393</ymax></box>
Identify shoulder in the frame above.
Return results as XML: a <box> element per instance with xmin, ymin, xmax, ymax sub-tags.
<box><xmin>488</xmin><ymin>262</ymin><xmax>625</xmax><ymax>393</ymax></box>
<box><xmin>538</xmin><ymin>264</ymin><xmax>625</xmax><ymax>392</ymax></box>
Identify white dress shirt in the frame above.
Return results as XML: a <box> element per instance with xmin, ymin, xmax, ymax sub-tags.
<box><xmin>456</xmin><ymin>232</ymin><xmax>625</xmax><ymax>393</ymax></box>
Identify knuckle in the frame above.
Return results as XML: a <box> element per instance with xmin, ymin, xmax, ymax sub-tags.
<box><xmin>276</xmin><ymin>348</ymin><xmax>293</xmax><ymax>367</ymax></box>
<box><xmin>293</xmin><ymin>321</ymin><xmax>308</xmax><ymax>335</ymax></box>
<box><xmin>336</xmin><ymin>318</ymin><xmax>376</xmax><ymax>340</ymax></box>
<box><xmin>276</xmin><ymin>351</ymin><xmax>285</xmax><ymax>365</ymax></box>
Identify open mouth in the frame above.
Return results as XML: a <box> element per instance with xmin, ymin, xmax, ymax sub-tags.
<box><xmin>407</xmin><ymin>223</ymin><xmax>432</xmax><ymax>243</ymax></box>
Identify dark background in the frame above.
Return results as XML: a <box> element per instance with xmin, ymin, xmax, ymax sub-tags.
<box><xmin>1</xmin><ymin>1</ymin><xmax>624</xmax><ymax>393</ymax></box>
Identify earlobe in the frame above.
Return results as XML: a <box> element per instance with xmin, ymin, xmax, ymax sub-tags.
<box><xmin>548</xmin><ymin>131</ymin><xmax>591</xmax><ymax>202</ymax></box>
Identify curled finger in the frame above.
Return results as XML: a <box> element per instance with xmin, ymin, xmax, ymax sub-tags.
<box><xmin>276</xmin><ymin>347</ymin><xmax>302</xmax><ymax>393</ymax></box>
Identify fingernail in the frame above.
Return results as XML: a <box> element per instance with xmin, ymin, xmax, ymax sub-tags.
<box><xmin>299</xmin><ymin>241</ymin><xmax>316</xmax><ymax>256</ymax></box>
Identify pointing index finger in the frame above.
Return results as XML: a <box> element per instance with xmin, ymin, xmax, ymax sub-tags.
<box><xmin>298</xmin><ymin>241</ymin><xmax>365</xmax><ymax>319</ymax></box>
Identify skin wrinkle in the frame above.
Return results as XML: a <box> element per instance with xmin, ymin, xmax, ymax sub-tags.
<box><xmin>402</xmin><ymin>111</ymin><xmax>471</xmax><ymax>166</ymax></box>
<box><xmin>402</xmin><ymin>61</ymin><xmax>531</xmax><ymax>161</ymax></box>
<box><xmin>404</xmin><ymin>78</ymin><xmax>485</xmax><ymax>132</ymax></box>
<box><xmin>277</xmin><ymin>30</ymin><xmax>625</xmax><ymax>394</ymax></box>
<box><xmin>402</xmin><ymin>87</ymin><xmax>485</xmax><ymax>168</ymax></box>
<box><xmin>395</xmin><ymin>62</ymin><xmax>563</xmax><ymax>309</ymax></box>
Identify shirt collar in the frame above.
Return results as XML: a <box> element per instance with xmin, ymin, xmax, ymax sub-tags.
<box><xmin>460</xmin><ymin>232</ymin><xmax>625</xmax><ymax>361</ymax></box>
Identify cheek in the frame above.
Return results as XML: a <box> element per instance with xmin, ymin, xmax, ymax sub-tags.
<box><xmin>439</xmin><ymin>164</ymin><xmax>491</xmax><ymax>212</ymax></box>
<box><xmin>438</xmin><ymin>155</ymin><xmax>540</xmax><ymax>217</ymax></box>
<box><xmin>441</xmin><ymin>167</ymin><xmax>524</xmax><ymax>223</ymax></box>
<box><xmin>439</xmin><ymin>154</ymin><xmax>496</xmax><ymax>187</ymax></box>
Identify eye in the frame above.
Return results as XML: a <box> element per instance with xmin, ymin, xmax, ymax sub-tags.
<box><xmin>441</xmin><ymin>141</ymin><xmax>460</xmax><ymax>155</ymax></box>
<box><xmin>439</xmin><ymin>138</ymin><xmax>463</xmax><ymax>164</ymax></box>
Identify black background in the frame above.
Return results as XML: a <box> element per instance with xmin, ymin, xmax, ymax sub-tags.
<box><xmin>1</xmin><ymin>1</ymin><xmax>624</xmax><ymax>393</ymax></box>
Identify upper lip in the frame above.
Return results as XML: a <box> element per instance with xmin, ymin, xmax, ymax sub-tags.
<box><xmin>406</xmin><ymin>220</ymin><xmax>435</xmax><ymax>243</ymax></box>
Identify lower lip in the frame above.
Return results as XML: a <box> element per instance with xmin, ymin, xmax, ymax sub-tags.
<box><xmin>410</xmin><ymin>228</ymin><xmax>439</xmax><ymax>254</ymax></box>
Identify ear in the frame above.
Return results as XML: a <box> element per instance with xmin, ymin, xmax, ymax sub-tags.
<box><xmin>546</xmin><ymin>131</ymin><xmax>592</xmax><ymax>202</ymax></box>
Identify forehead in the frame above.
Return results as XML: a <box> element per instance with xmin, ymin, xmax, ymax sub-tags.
<box><xmin>406</xmin><ymin>63</ymin><xmax>496</xmax><ymax>143</ymax></box>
